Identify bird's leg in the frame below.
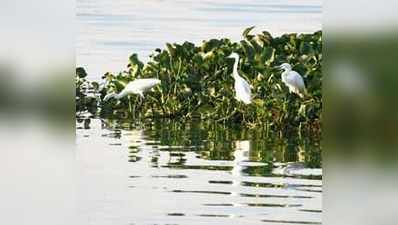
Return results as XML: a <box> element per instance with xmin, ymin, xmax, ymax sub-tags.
<box><xmin>236</xmin><ymin>101</ymin><xmax>244</xmax><ymax>123</ymax></box>
<box><xmin>128</xmin><ymin>95</ymin><xmax>137</xmax><ymax>120</ymax></box>
<box><xmin>138</xmin><ymin>92</ymin><xmax>145</xmax><ymax>110</ymax></box>
<box><xmin>150</xmin><ymin>101</ymin><xmax>155</xmax><ymax>118</ymax></box>
<box><xmin>139</xmin><ymin>92</ymin><xmax>144</xmax><ymax>99</ymax></box>
<box><xmin>128</xmin><ymin>96</ymin><xmax>133</xmax><ymax>117</ymax></box>
<box><xmin>242</xmin><ymin>103</ymin><xmax>246</xmax><ymax>123</ymax></box>
<box><xmin>132</xmin><ymin>100</ymin><xmax>136</xmax><ymax>120</ymax></box>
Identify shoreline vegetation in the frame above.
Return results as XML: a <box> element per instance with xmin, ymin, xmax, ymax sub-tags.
<box><xmin>76</xmin><ymin>27</ymin><xmax>322</xmax><ymax>139</ymax></box>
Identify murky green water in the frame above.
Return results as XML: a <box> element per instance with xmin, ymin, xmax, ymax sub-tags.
<box><xmin>76</xmin><ymin>118</ymin><xmax>321</xmax><ymax>224</ymax></box>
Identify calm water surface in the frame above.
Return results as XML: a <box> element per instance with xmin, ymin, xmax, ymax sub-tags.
<box><xmin>77</xmin><ymin>0</ymin><xmax>322</xmax><ymax>80</ymax></box>
<box><xmin>77</xmin><ymin>1</ymin><xmax>322</xmax><ymax>224</ymax></box>
<box><xmin>76</xmin><ymin>118</ymin><xmax>321</xmax><ymax>224</ymax></box>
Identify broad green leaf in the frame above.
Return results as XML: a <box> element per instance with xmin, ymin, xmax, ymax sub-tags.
<box><xmin>242</xmin><ymin>26</ymin><xmax>255</xmax><ymax>40</ymax></box>
<box><xmin>76</xmin><ymin>67</ymin><xmax>87</xmax><ymax>78</ymax></box>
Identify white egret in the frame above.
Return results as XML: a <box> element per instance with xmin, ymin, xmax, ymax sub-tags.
<box><xmin>228</xmin><ymin>53</ymin><xmax>252</xmax><ymax>104</ymax></box>
<box><xmin>279</xmin><ymin>63</ymin><xmax>307</xmax><ymax>98</ymax></box>
<box><xmin>104</xmin><ymin>78</ymin><xmax>161</xmax><ymax>101</ymax></box>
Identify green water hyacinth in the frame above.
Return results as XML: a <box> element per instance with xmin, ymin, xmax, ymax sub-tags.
<box><xmin>76</xmin><ymin>28</ymin><xmax>322</xmax><ymax>137</ymax></box>
<box><xmin>76</xmin><ymin>67</ymin><xmax>98</xmax><ymax>114</ymax></box>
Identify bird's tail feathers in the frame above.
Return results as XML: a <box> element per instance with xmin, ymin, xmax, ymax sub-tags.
<box><xmin>244</xmin><ymin>99</ymin><xmax>252</xmax><ymax>104</ymax></box>
<box><xmin>297</xmin><ymin>87</ymin><xmax>309</xmax><ymax>98</ymax></box>
<box><xmin>235</xmin><ymin>96</ymin><xmax>252</xmax><ymax>105</ymax></box>
<box><xmin>242</xmin><ymin>96</ymin><xmax>252</xmax><ymax>104</ymax></box>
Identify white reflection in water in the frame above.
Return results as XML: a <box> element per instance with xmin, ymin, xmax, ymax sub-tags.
<box><xmin>126</xmin><ymin>129</ymin><xmax>145</xmax><ymax>147</ymax></box>
<box><xmin>231</xmin><ymin>140</ymin><xmax>251</xmax><ymax>179</ymax></box>
<box><xmin>230</xmin><ymin>140</ymin><xmax>251</xmax><ymax>209</ymax></box>
<box><xmin>229</xmin><ymin>140</ymin><xmax>248</xmax><ymax>209</ymax></box>
<box><xmin>76</xmin><ymin>119</ymin><xmax>322</xmax><ymax>225</ymax></box>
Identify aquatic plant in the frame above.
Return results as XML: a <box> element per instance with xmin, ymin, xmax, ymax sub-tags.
<box><xmin>76</xmin><ymin>28</ymin><xmax>322</xmax><ymax>137</ymax></box>
<box><xmin>76</xmin><ymin>67</ymin><xmax>98</xmax><ymax>115</ymax></box>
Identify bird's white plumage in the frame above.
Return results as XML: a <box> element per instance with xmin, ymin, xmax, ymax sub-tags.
<box><xmin>279</xmin><ymin>63</ymin><xmax>306</xmax><ymax>98</ymax></box>
<box><xmin>229</xmin><ymin>53</ymin><xmax>252</xmax><ymax>104</ymax></box>
<box><xmin>104</xmin><ymin>78</ymin><xmax>161</xmax><ymax>101</ymax></box>
<box><xmin>234</xmin><ymin>76</ymin><xmax>252</xmax><ymax>104</ymax></box>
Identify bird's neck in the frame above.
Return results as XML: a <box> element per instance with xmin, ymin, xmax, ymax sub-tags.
<box><xmin>281</xmin><ymin>70</ymin><xmax>287</xmax><ymax>80</ymax></box>
<box><xmin>281</xmin><ymin>68</ymin><xmax>291</xmax><ymax>79</ymax></box>
<box><xmin>233</xmin><ymin>58</ymin><xmax>239</xmax><ymax>78</ymax></box>
<box><xmin>283</xmin><ymin>68</ymin><xmax>291</xmax><ymax>73</ymax></box>
<box><xmin>115</xmin><ymin>91</ymin><xmax>126</xmax><ymax>99</ymax></box>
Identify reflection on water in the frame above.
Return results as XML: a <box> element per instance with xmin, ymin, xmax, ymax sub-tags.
<box><xmin>76</xmin><ymin>118</ymin><xmax>321</xmax><ymax>225</ymax></box>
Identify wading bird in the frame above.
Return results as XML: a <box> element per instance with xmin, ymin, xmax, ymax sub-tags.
<box><xmin>279</xmin><ymin>63</ymin><xmax>307</xmax><ymax>98</ymax></box>
<box><xmin>229</xmin><ymin>53</ymin><xmax>252</xmax><ymax>104</ymax></box>
<box><xmin>103</xmin><ymin>78</ymin><xmax>161</xmax><ymax>115</ymax></box>
<box><xmin>104</xmin><ymin>78</ymin><xmax>161</xmax><ymax>101</ymax></box>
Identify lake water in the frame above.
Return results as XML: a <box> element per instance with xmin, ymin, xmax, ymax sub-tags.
<box><xmin>76</xmin><ymin>1</ymin><xmax>322</xmax><ymax>224</ymax></box>
<box><xmin>77</xmin><ymin>0</ymin><xmax>322</xmax><ymax>80</ymax></box>
<box><xmin>76</xmin><ymin>118</ymin><xmax>321</xmax><ymax>225</ymax></box>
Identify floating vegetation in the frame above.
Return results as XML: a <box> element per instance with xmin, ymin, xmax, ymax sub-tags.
<box><xmin>76</xmin><ymin>28</ymin><xmax>322</xmax><ymax>137</ymax></box>
<box><xmin>76</xmin><ymin>67</ymin><xmax>98</xmax><ymax>115</ymax></box>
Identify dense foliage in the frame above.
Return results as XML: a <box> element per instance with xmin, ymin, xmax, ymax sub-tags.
<box><xmin>76</xmin><ymin>67</ymin><xmax>98</xmax><ymax>114</ymax></box>
<box><xmin>76</xmin><ymin>28</ymin><xmax>322</xmax><ymax>137</ymax></box>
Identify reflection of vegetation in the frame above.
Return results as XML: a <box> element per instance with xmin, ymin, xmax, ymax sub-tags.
<box><xmin>76</xmin><ymin>28</ymin><xmax>321</xmax><ymax>137</ymax></box>
<box><xmin>96</xmin><ymin>118</ymin><xmax>321</xmax><ymax>171</ymax></box>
